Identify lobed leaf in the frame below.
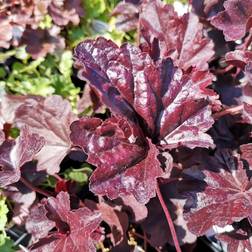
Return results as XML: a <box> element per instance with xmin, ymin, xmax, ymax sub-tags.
<box><xmin>15</xmin><ymin>95</ymin><xmax>77</xmax><ymax>174</ymax></box>
<box><xmin>211</xmin><ymin>0</ymin><xmax>252</xmax><ymax>41</ymax></box>
<box><xmin>74</xmin><ymin>37</ymin><xmax>215</xmax><ymax>149</ymax></box>
<box><xmin>183</xmin><ymin>150</ymin><xmax>252</xmax><ymax>236</ymax></box>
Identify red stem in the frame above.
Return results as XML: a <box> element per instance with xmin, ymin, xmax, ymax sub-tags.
<box><xmin>156</xmin><ymin>182</ymin><xmax>182</xmax><ymax>252</ymax></box>
<box><xmin>20</xmin><ymin>177</ymin><xmax>55</xmax><ymax>198</ymax></box>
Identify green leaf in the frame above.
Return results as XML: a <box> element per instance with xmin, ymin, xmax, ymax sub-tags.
<box><xmin>67</xmin><ymin>26</ymin><xmax>87</xmax><ymax>48</ymax></box>
<box><xmin>59</xmin><ymin>51</ymin><xmax>73</xmax><ymax>77</ymax></box>
<box><xmin>83</xmin><ymin>0</ymin><xmax>106</xmax><ymax>19</ymax></box>
<box><xmin>0</xmin><ymin>51</ymin><xmax>16</xmax><ymax>63</ymax></box>
<box><xmin>9</xmin><ymin>127</ymin><xmax>20</xmax><ymax>139</ymax></box>
<box><xmin>0</xmin><ymin>196</ymin><xmax>8</xmax><ymax>232</ymax></box>
<box><xmin>43</xmin><ymin>176</ymin><xmax>57</xmax><ymax>189</ymax></box>
<box><xmin>0</xmin><ymin>235</ymin><xmax>16</xmax><ymax>252</ymax></box>
<box><xmin>0</xmin><ymin>68</ymin><xmax>6</xmax><ymax>79</ymax></box>
<box><xmin>64</xmin><ymin>166</ymin><xmax>93</xmax><ymax>184</ymax></box>
<box><xmin>39</xmin><ymin>15</ymin><xmax>53</xmax><ymax>29</ymax></box>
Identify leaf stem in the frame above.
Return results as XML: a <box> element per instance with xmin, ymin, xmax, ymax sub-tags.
<box><xmin>20</xmin><ymin>177</ymin><xmax>54</xmax><ymax>198</ymax></box>
<box><xmin>156</xmin><ymin>182</ymin><xmax>181</xmax><ymax>252</ymax></box>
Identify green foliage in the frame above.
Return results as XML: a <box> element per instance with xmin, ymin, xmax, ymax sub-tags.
<box><xmin>0</xmin><ymin>196</ymin><xmax>16</xmax><ymax>251</ymax></box>
<box><xmin>67</xmin><ymin>0</ymin><xmax>128</xmax><ymax>47</ymax></box>
<box><xmin>39</xmin><ymin>14</ymin><xmax>53</xmax><ymax>29</ymax></box>
<box><xmin>0</xmin><ymin>196</ymin><xmax>8</xmax><ymax>231</ymax></box>
<box><xmin>83</xmin><ymin>0</ymin><xmax>106</xmax><ymax>20</ymax></box>
<box><xmin>9</xmin><ymin>127</ymin><xmax>20</xmax><ymax>139</ymax></box>
<box><xmin>43</xmin><ymin>176</ymin><xmax>57</xmax><ymax>189</ymax></box>
<box><xmin>1</xmin><ymin>50</ymin><xmax>80</xmax><ymax>108</ymax></box>
<box><xmin>64</xmin><ymin>165</ymin><xmax>93</xmax><ymax>185</ymax></box>
<box><xmin>0</xmin><ymin>235</ymin><xmax>16</xmax><ymax>252</ymax></box>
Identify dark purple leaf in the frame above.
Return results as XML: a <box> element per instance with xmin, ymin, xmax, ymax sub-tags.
<box><xmin>30</xmin><ymin>192</ymin><xmax>102</xmax><ymax>252</ymax></box>
<box><xmin>0</xmin><ymin>126</ymin><xmax>45</xmax><ymax>187</ymax></box>
<box><xmin>225</xmin><ymin>50</ymin><xmax>252</xmax><ymax>68</ymax></box>
<box><xmin>141</xmin><ymin>180</ymin><xmax>196</xmax><ymax>247</ymax></box>
<box><xmin>74</xmin><ymin>38</ymin><xmax>215</xmax><ymax>149</ymax></box>
<box><xmin>22</xmin><ymin>26</ymin><xmax>65</xmax><ymax>59</ymax></box>
<box><xmin>211</xmin><ymin>0</ymin><xmax>252</xmax><ymax>41</ymax></box>
<box><xmin>224</xmin><ymin>50</ymin><xmax>252</xmax><ymax>124</ymax></box>
<box><xmin>77</xmin><ymin>85</ymin><xmax>106</xmax><ymax>115</ymax></box>
<box><xmin>70</xmin><ymin>116</ymin><xmax>165</xmax><ymax>204</ymax></box>
<box><xmin>183</xmin><ymin>150</ymin><xmax>252</xmax><ymax>236</ymax></box>
<box><xmin>139</xmin><ymin>0</ymin><xmax>214</xmax><ymax>70</ymax></box>
<box><xmin>111</xmin><ymin>2</ymin><xmax>139</xmax><ymax>32</ymax></box>
<box><xmin>192</xmin><ymin>0</ymin><xmax>225</xmax><ymax>19</ymax></box>
<box><xmin>218</xmin><ymin>229</ymin><xmax>252</xmax><ymax>252</ymax></box>
<box><xmin>0</xmin><ymin>14</ymin><xmax>13</xmax><ymax>48</ymax></box>
<box><xmin>48</xmin><ymin>0</ymin><xmax>84</xmax><ymax>26</ymax></box>
<box><xmin>0</xmin><ymin>94</ymin><xmax>43</xmax><ymax>126</ymax></box>
<box><xmin>4</xmin><ymin>183</ymin><xmax>36</xmax><ymax>225</ymax></box>
<box><xmin>15</xmin><ymin>95</ymin><xmax>77</xmax><ymax>174</ymax></box>
<box><xmin>240</xmin><ymin>143</ymin><xmax>252</xmax><ymax>168</ymax></box>
<box><xmin>26</xmin><ymin>202</ymin><xmax>56</xmax><ymax>242</ymax></box>
<box><xmin>85</xmin><ymin>199</ymin><xmax>129</xmax><ymax>246</ymax></box>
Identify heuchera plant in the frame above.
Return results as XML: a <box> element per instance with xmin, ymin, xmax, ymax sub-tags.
<box><xmin>2</xmin><ymin>0</ymin><xmax>252</xmax><ymax>251</ymax></box>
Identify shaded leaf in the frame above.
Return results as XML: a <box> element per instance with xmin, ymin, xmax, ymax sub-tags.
<box><xmin>15</xmin><ymin>95</ymin><xmax>77</xmax><ymax>174</ymax></box>
<box><xmin>182</xmin><ymin>150</ymin><xmax>252</xmax><ymax>236</ymax></box>
<box><xmin>0</xmin><ymin>126</ymin><xmax>45</xmax><ymax>187</ymax></box>
<box><xmin>85</xmin><ymin>199</ymin><xmax>129</xmax><ymax>246</ymax></box>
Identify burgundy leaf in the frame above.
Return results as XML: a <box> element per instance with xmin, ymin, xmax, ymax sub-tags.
<box><xmin>85</xmin><ymin>199</ymin><xmax>129</xmax><ymax>246</ymax></box>
<box><xmin>4</xmin><ymin>183</ymin><xmax>36</xmax><ymax>225</ymax></box>
<box><xmin>192</xmin><ymin>0</ymin><xmax>225</xmax><ymax>19</ymax></box>
<box><xmin>142</xmin><ymin>180</ymin><xmax>197</xmax><ymax>247</ymax></box>
<box><xmin>0</xmin><ymin>1</ymin><xmax>34</xmax><ymax>48</ymax></box>
<box><xmin>225</xmin><ymin>50</ymin><xmax>252</xmax><ymax>68</ymax></box>
<box><xmin>15</xmin><ymin>95</ymin><xmax>77</xmax><ymax>174</ymax></box>
<box><xmin>224</xmin><ymin>50</ymin><xmax>252</xmax><ymax>124</ymax></box>
<box><xmin>0</xmin><ymin>15</ymin><xmax>13</xmax><ymax>48</ymax></box>
<box><xmin>30</xmin><ymin>192</ymin><xmax>102</xmax><ymax>252</ymax></box>
<box><xmin>111</xmin><ymin>1</ymin><xmax>139</xmax><ymax>32</ymax></box>
<box><xmin>183</xmin><ymin>150</ymin><xmax>252</xmax><ymax>236</ymax></box>
<box><xmin>218</xmin><ymin>229</ymin><xmax>252</xmax><ymax>252</ymax></box>
<box><xmin>74</xmin><ymin>38</ymin><xmax>136</xmax><ymax>123</ymax></box>
<box><xmin>26</xmin><ymin>203</ymin><xmax>56</xmax><ymax>242</ymax></box>
<box><xmin>48</xmin><ymin>0</ymin><xmax>84</xmax><ymax>26</ymax></box>
<box><xmin>74</xmin><ymin>37</ymin><xmax>215</xmax><ymax>149</ymax></box>
<box><xmin>139</xmin><ymin>0</ymin><xmax>214</xmax><ymax>70</ymax></box>
<box><xmin>0</xmin><ymin>126</ymin><xmax>45</xmax><ymax>187</ymax></box>
<box><xmin>211</xmin><ymin>0</ymin><xmax>252</xmax><ymax>41</ymax></box>
<box><xmin>119</xmin><ymin>195</ymin><xmax>148</xmax><ymax>222</ymax></box>
<box><xmin>241</xmin><ymin>143</ymin><xmax>252</xmax><ymax>168</ymax></box>
<box><xmin>77</xmin><ymin>85</ymin><xmax>106</xmax><ymax>115</ymax></box>
<box><xmin>22</xmin><ymin>26</ymin><xmax>65</xmax><ymax>59</ymax></box>
<box><xmin>70</xmin><ymin>116</ymin><xmax>165</xmax><ymax>204</ymax></box>
<box><xmin>0</xmin><ymin>94</ymin><xmax>43</xmax><ymax>126</ymax></box>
